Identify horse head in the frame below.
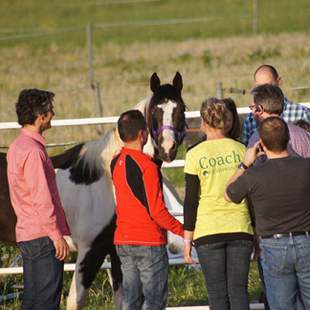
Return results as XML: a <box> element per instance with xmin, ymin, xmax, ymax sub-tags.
<box><xmin>146</xmin><ymin>72</ymin><xmax>187</xmax><ymax>162</ymax></box>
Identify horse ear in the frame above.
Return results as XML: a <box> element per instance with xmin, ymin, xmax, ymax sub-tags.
<box><xmin>173</xmin><ymin>72</ymin><xmax>183</xmax><ymax>91</ymax></box>
<box><xmin>150</xmin><ymin>72</ymin><xmax>161</xmax><ymax>93</ymax></box>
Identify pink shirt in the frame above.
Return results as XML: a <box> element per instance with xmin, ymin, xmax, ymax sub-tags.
<box><xmin>7</xmin><ymin>128</ymin><xmax>70</xmax><ymax>242</ymax></box>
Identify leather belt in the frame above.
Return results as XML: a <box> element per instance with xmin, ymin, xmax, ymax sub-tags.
<box><xmin>260</xmin><ymin>231</ymin><xmax>310</xmax><ymax>239</ymax></box>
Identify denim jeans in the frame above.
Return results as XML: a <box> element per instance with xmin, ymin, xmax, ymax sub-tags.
<box><xmin>260</xmin><ymin>235</ymin><xmax>310</xmax><ymax>310</ymax></box>
<box><xmin>18</xmin><ymin>237</ymin><xmax>64</xmax><ymax>310</ymax></box>
<box><xmin>116</xmin><ymin>245</ymin><xmax>168</xmax><ymax>310</ymax></box>
<box><xmin>196</xmin><ymin>239</ymin><xmax>253</xmax><ymax>310</ymax></box>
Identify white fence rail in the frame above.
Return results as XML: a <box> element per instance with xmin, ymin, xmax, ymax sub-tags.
<box><xmin>1</xmin><ymin>104</ymin><xmax>310</xmax><ymax>130</ymax></box>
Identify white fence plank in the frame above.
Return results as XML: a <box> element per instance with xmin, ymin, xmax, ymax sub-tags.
<box><xmin>1</xmin><ymin>103</ymin><xmax>309</xmax><ymax>130</ymax></box>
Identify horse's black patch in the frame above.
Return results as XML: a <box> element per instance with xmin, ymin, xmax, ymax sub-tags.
<box><xmin>51</xmin><ymin>143</ymin><xmax>84</xmax><ymax>169</ymax></box>
<box><xmin>80</xmin><ymin>216</ymin><xmax>122</xmax><ymax>291</ymax></box>
<box><xmin>69</xmin><ymin>145</ymin><xmax>104</xmax><ymax>185</ymax></box>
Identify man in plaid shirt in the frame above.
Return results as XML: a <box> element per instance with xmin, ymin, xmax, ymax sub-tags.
<box><xmin>243</xmin><ymin>64</ymin><xmax>310</xmax><ymax>146</ymax></box>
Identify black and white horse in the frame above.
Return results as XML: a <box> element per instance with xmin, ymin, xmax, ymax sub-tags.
<box><xmin>54</xmin><ymin>72</ymin><xmax>187</xmax><ymax>309</ymax></box>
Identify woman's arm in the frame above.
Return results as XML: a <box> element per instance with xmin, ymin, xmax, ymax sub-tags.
<box><xmin>183</xmin><ymin>173</ymin><xmax>200</xmax><ymax>263</ymax></box>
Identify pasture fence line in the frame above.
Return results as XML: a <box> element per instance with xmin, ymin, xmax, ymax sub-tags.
<box><xmin>0</xmin><ymin>103</ymin><xmax>310</xmax><ymax>167</ymax></box>
<box><xmin>1</xmin><ymin>104</ymin><xmax>310</xmax><ymax>130</ymax></box>
<box><xmin>0</xmin><ymin>258</ymin><xmax>186</xmax><ymax>276</ymax></box>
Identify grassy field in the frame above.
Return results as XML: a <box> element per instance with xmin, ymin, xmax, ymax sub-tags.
<box><xmin>0</xmin><ymin>0</ymin><xmax>309</xmax><ymax>47</ymax></box>
<box><xmin>1</xmin><ymin>0</ymin><xmax>310</xmax><ymax>308</ymax></box>
<box><xmin>0</xmin><ymin>243</ymin><xmax>262</xmax><ymax>309</ymax></box>
<box><xmin>0</xmin><ymin>1</ymin><xmax>309</xmax><ymax>146</ymax></box>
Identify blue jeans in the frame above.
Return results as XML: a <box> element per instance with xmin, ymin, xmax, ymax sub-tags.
<box><xmin>18</xmin><ymin>237</ymin><xmax>64</xmax><ymax>310</ymax></box>
<box><xmin>260</xmin><ymin>235</ymin><xmax>310</xmax><ymax>310</ymax></box>
<box><xmin>196</xmin><ymin>239</ymin><xmax>253</xmax><ymax>310</ymax></box>
<box><xmin>116</xmin><ymin>245</ymin><xmax>168</xmax><ymax>310</ymax></box>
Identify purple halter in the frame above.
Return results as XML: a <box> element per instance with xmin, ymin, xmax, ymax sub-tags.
<box><xmin>152</xmin><ymin>125</ymin><xmax>186</xmax><ymax>145</ymax></box>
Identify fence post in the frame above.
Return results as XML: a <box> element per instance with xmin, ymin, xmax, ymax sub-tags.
<box><xmin>86</xmin><ymin>23</ymin><xmax>94</xmax><ymax>87</ymax></box>
<box><xmin>252</xmin><ymin>0</ymin><xmax>258</xmax><ymax>34</ymax></box>
<box><xmin>94</xmin><ymin>82</ymin><xmax>104</xmax><ymax>134</ymax></box>
<box><xmin>216</xmin><ymin>82</ymin><xmax>224</xmax><ymax>99</ymax></box>
<box><xmin>94</xmin><ymin>82</ymin><xmax>103</xmax><ymax>117</ymax></box>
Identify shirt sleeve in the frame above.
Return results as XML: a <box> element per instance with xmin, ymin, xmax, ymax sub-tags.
<box><xmin>23</xmin><ymin>149</ymin><xmax>62</xmax><ymax>241</ymax></box>
<box><xmin>242</xmin><ymin>113</ymin><xmax>253</xmax><ymax>146</ymax></box>
<box><xmin>143</xmin><ymin>164</ymin><xmax>184</xmax><ymax>237</ymax></box>
<box><xmin>183</xmin><ymin>173</ymin><xmax>200</xmax><ymax>231</ymax></box>
<box><xmin>302</xmin><ymin>106</ymin><xmax>310</xmax><ymax>122</ymax></box>
<box><xmin>184</xmin><ymin>150</ymin><xmax>197</xmax><ymax>175</ymax></box>
<box><xmin>226</xmin><ymin>172</ymin><xmax>251</xmax><ymax>204</ymax></box>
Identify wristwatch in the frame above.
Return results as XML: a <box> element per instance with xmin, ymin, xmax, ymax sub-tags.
<box><xmin>238</xmin><ymin>162</ymin><xmax>249</xmax><ymax>170</ymax></box>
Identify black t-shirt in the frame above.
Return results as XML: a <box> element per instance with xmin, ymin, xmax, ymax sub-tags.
<box><xmin>227</xmin><ymin>156</ymin><xmax>310</xmax><ymax>236</ymax></box>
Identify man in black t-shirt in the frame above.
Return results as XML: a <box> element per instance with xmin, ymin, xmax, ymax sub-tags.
<box><xmin>225</xmin><ymin>117</ymin><xmax>310</xmax><ymax>310</ymax></box>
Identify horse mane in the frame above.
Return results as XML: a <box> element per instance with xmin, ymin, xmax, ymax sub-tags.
<box><xmin>69</xmin><ymin>128</ymin><xmax>123</xmax><ymax>185</ymax></box>
<box><xmin>68</xmin><ymin>98</ymin><xmax>151</xmax><ymax>185</ymax></box>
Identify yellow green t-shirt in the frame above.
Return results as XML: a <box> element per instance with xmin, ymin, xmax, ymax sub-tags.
<box><xmin>184</xmin><ymin>138</ymin><xmax>253</xmax><ymax>240</ymax></box>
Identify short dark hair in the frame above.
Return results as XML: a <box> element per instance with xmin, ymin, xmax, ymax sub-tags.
<box><xmin>259</xmin><ymin>117</ymin><xmax>289</xmax><ymax>152</ymax></box>
<box><xmin>16</xmin><ymin>89</ymin><xmax>55</xmax><ymax>126</ymax></box>
<box><xmin>118</xmin><ymin>109</ymin><xmax>147</xmax><ymax>142</ymax></box>
<box><xmin>254</xmin><ymin>64</ymin><xmax>279</xmax><ymax>80</ymax></box>
<box><xmin>251</xmin><ymin>84</ymin><xmax>284</xmax><ymax>115</ymax></box>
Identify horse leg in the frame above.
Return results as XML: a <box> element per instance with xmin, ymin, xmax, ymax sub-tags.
<box><xmin>66</xmin><ymin>246</ymin><xmax>90</xmax><ymax>310</ymax></box>
<box><xmin>67</xmin><ymin>242</ymin><xmax>114</xmax><ymax>310</ymax></box>
<box><xmin>110</xmin><ymin>246</ymin><xmax>123</xmax><ymax>310</ymax></box>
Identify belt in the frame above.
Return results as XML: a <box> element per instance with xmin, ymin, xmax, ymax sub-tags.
<box><xmin>260</xmin><ymin>231</ymin><xmax>310</xmax><ymax>239</ymax></box>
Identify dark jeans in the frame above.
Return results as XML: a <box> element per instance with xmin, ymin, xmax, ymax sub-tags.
<box><xmin>18</xmin><ymin>237</ymin><xmax>64</xmax><ymax>310</ymax></box>
<box><xmin>116</xmin><ymin>245</ymin><xmax>168</xmax><ymax>310</ymax></box>
<box><xmin>196</xmin><ymin>239</ymin><xmax>253</xmax><ymax>310</ymax></box>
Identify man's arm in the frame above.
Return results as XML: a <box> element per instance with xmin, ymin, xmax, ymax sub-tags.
<box><xmin>225</xmin><ymin>142</ymin><xmax>261</xmax><ymax>202</ymax></box>
<box><xmin>24</xmin><ymin>149</ymin><xmax>69</xmax><ymax>260</ymax></box>
<box><xmin>302</xmin><ymin>105</ymin><xmax>310</xmax><ymax>122</ymax></box>
<box><xmin>242</xmin><ymin>113</ymin><xmax>256</xmax><ymax>146</ymax></box>
<box><xmin>143</xmin><ymin>165</ymin><xmax>184</xmax><ymax>237</ymax></box>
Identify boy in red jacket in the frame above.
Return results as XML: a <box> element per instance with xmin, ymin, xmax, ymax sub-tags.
<box><xmin>111</xmin><ymin>109</ymin><xmax>184</xmax><ymax>310</ymax></box>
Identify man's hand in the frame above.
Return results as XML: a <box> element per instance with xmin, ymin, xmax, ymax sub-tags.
<box><xmin>53</xmin><ymin>237</ymin><xmax>70</xmax><ymax>261</ymax></box>
<box><xmin>244</xmin><ymin>141</ymin><xmax>265</xmax><ymax>167</ymax></box>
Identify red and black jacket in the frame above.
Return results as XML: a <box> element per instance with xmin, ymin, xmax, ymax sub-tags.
<box><xmin>111</xmin><ymin>147</ymin><xmax>183</xmax><ymax>246</ymax></box>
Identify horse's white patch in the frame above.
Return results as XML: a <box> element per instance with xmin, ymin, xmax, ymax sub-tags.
<box><xmin>56</xmin><ymin>168</ymin><xmax>115</xmax><ymax>243</ymax></box>
<box><xmin>158</xmin><ymin>100</ymin><xmax>177</xmax><ymax>154</ymax></box>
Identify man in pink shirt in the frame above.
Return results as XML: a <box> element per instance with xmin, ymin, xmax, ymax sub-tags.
<box><xmin>7</xmin><ymin>89</ymin><xmax>70</xmax><ymax>310</ymax></box>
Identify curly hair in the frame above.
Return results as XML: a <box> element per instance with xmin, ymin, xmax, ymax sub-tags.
<box><xmin>200</xmin><ymin>97</ymin><xmax>226</xmax><ymax>129</ymax></box>
<box><xmin>15</xmin><ymin>89</ymin><xmax>55</xmax><ymax>126</ymax></box>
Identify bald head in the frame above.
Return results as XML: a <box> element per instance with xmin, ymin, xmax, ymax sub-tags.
<box><xmin>254</xmin><ymin>64</ymin><xmax>281</xmax><ymax>86</ymax></box>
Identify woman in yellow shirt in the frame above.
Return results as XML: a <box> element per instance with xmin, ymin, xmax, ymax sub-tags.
<box><xmin>183</xmin><ymin>98</ymin><xmax>253</xmax><ymax>310</ymax></box>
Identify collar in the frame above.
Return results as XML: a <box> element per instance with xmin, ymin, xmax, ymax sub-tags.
<box><xmin>121</xmin><ymin>147</ymin><xmax>152</xmax><ymax>160</ymax></box>
<box><xmin>21</xmin><ymin>127</ymin><xmax>46</xmax><ymax>146</ymax></box>
<box><xmin>283</xmin><ymin>97</ymin><xmax>289</xmax><ymax>109</ymax></box>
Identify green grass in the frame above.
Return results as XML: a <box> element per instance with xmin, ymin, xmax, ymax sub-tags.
<box><xmin>0</xmin><ymin>0</ymin><xmax>309</xmax><ymax>48</ymax></box>
<box><xmin>0</xmin><ymin>243</ymin><xmax>262</xmax><ymax>309</ymax></box>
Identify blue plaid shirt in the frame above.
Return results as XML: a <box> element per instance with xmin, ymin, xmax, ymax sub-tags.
<box><xmin>242</xmin><ymin>97</ymin><xmax>310</xmax><ymax>145</ymax></box>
